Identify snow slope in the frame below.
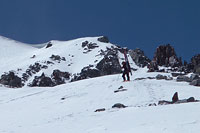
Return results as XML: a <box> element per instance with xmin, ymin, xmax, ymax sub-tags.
<box><xmin>0</xmin><ymin>36</ymin><xmax>38</xmax><ymax>72</ymax></box>
<box><xmin>0</xmin><ymin>69</ymin><xmax>200</xmax><ymax>133</ymax></box>
<box><xmin>0</xmin><ymin>36</ymin><xmax>200</xmax><ymax>133</ymax></box>
<box><xmin>0</xmin><ymin>36</ymin><xmax>138</xmax><ymax>83</ymax></box>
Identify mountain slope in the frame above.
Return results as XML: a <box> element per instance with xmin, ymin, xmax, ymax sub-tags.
<box><xmin>0</xmin><ymin>69</ymin><xmax>200</xmax><ymax>133</ymax></box>
<box><xmin>0</xmin><ymin>36</ymin><xmax>138</xmax><ymax>86</ymax></box>
<box><xmin>0</xmin><ymin>36</ymin><xmax>200</xmax><ymax>133</ymax></box>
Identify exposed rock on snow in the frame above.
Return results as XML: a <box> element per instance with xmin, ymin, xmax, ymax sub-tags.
<box><xmin>156</xmin><ymin>74</ymin><xmax>173</xmax><ymax>80</ymax></box>
<box><xmin>129</xmin><ymin>48</ymin><xmax>151</xmax><ymax>67</ymax></box>
<box><xmin>71</xmin><ymin>67</ymin><xmax>100</xmax><ymax>81</ymax></box>
<box><xmin>50</xmin><ymin>54</ymin><xmax>66</xmax><ymax>62</ymax></box>
<box><xmin>190</xmin><ymin>74</ymin><xmax>199</xmax><ymax>81</ymax></box>
<box><xmin>94</xmin><ymin>108</ymin><xmax>106</xmax><ymax>112</ymax></box>
<box><xmin>189</xmin><ymin>79</ymin><xmax>200</xmax><ymax>86</ymax></box>
<box><xmin>153</xmin><ymin>44</ymin><xmax>182</xmax><ymax>67</ymax></box>
<box><xmin>46</xmin><ymin>42</ymin><xmax>53</xmax><ymax>48</ymax></box>
<box><xmin>176</xmin><ymin>75</ymin><xmax>191</xmax><ymax>82</ymax></box>
<box><xmin>0</xmin><ymin>71</ymin><xmax>22</xmax><ymax>88</ymax></box>
<box><xmin>51</xmin><ymin>69</ymin><xmax>70</xmax><ymax>85</ymax></box>
<box><xmin>158</xmin><ymin>92</ymin><xmax>199</xmax><ymax>105</ymax></box>
<box><xmin>172</xmin><ymin>92</ymin><xmax>179</xmax><ymax>103</ymax></box>
<box><xmin>171</xmin><ymin>73</ymin><xmax>186</xmax><ymax>77</ymax></box>
<box><xmin>82</xmin><ymin>41</ymin><xmax>99</xmax><ymax>54</ymax></box>
<box><xmin>112</xmin><ymin>103</ymin><xmax>127</xmax><ymax>108</ymax></box>
<box><xmin>97</xmin><ymin>36</ymin><xmax>109</xmax><ymax>43</ymax></box>
<box><xmin>96</xmin><ymin>48</ymin><xmax>121</xmax><ymax>75</ymax></box>
<box><xmin>114</xmin><ymin>86</ymin><xmax>127</xmax><ymax>93</ymax></box>
<box><xmin>22</xmin><ymin>62</ymin><xmax>48</xmax><ymax>82</ymax></box>
<box><xmin>190</xmin><ymin>54</ymin><xmax>200</xmax><ymax>74</ymax></box>
<box><xmin>156</xmin><ymin>74</ymin><xmax>167</xmax><ymax>80</ymax></box>
<box><xmin>29</xmin><ymin>73</ymin><xmax>55</xmax><ymax>87</ymax></box>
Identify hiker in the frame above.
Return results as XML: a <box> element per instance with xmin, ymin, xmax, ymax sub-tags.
<box><xmin>122</xmin><ymin>61</ymin><xmax>130</xmax><ymax>81</ymax></box>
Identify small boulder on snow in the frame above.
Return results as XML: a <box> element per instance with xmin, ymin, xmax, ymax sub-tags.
<box><xmin>112</xmin><ymin>103</ymin><xmax>127</xmax><ymax>108</ymax></box>
<box><xmin>95</xmin><ymin>108</ymin><xmax>106</xmax><ymax>112</ymax></box>
<box><xmin>176</xmin><ymin>75</ymin><xmax>191</xmax><ymax>82</ymax></box>
<box><xmin>156</xmin><ymin>74</ymin><xmax>167</xmax><ymax>80</ymax></box>
<box><xmin>97</xmin><ymin>36</ymin><xmax>109</xmax><ymax>43</ymax></box>
<box><xmin>46</xmin><ymin>42</ymin><xmax>53</xmax><ymax>48</ymax></box>
<box><xmin>190</xmin><ymin>74</ymin><xmax>199</xmax><ymax>81</ymax></box>
<box><xmin>189</xmin><ymin>79</ymin><xmax>200</xmax><ymax>86</ymax></box>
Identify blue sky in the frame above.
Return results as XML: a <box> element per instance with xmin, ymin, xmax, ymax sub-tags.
<box><xmin>0</xmin><ymin>0</ymin><xmax>200</xmax><ymax>61</ymax></box>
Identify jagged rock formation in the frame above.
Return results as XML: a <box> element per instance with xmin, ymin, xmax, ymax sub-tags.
<box><xmin>186</xmin><ymin>54</ymin><xmax>200</xmax><ymax>74</ymax></box>
<box><xmin>96</xmin><ymin>48</ymin><xmax>121</xmax><ymax>75</ymax></box>
<box><xmin>72</xmin><ymin>47</ymin><xmax>121</xmax><ymax>81</ymax></box>
<box><xmin>129</xmin><ymin>48</ymin><xmax>151</xmax><ymax>67</ymax></box>
<box><xmin>153</xmin><ymin>44</ymin><xmax>182</xmax><ymax>67</ymax></box>
<box><xmin>147</xmin><ymin>44</ymin><xmax>183</xmax><ymax>72</ymax></box>
<box><xmin>0</xmin><ymin>72</ymin><xmax>22</xmax><ymax>88</ymax></box>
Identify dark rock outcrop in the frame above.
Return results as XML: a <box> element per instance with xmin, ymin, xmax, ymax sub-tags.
<box><xmin>96</xmin><ymin>48</ymin><xmax>121</xmax><ymax>76</ymax></box>
<box><xmin>71</xmin><ymin>47</ymin><xmax>122</xmax><ymax>82</ymax></box>
<box><xmin>22</xmin><ymin>62</ymin><xmax>48</xmax><ymax>81</ymax></box>
<box><xmin>97</xmin><ymin>36</ymin><xmax>109</xmax><ymax>43</ymax></box>
<box><xmin>82</xmin><ymin>41</ymin><xmax>89</xmax><ymax>47</ymax></box>
<box><xmin>129</xmin><ymin>48</ymin><xmax>151</xmax><ymax>67</ymax></box>
<box><xmin>82</xmin><ymin>41</ymin><xmax>99</xmax><ymax>49</ymax></box>
<box><xmin>71</xmin><ymin>66</ymin><xmax>100</xmax><ymax>82</ymax></box>
<box><xmin>52</xmin><ymin>70</ymin><xmax>70</xmax><ymax>85</ymax></box>
<box><xmin>153</xmin><ymin>44</ymin><xmax>182</xmax><ymax>67</ymax></box>
<box><xmin>0</xmin><ymin>72</ymin><xmax>22</xmax><ymax>88</ymax></box>
<box><xmin>187</xmin><ymin>54</ymin><xmax>200</xmax><ymax>74</ymax></box>
<box><xmin>29</xmin><ymin>73</ymin><xmax>55</xmax><ymax>87</ymax></box>
<box><xmin>50</xmin><ymin>55</ymin><xmax>66</xmax><ymax>62</ymax></box>
<box><xmin>147</xmin><ymin>60</ymin><xmax>159</xmax><ymax>72</ymax></box>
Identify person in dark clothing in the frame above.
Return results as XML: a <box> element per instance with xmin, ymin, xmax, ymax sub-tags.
<box><xmin>122</xmin><ymin>61</ymin><xmax>130</xmax><ymax>81</ymax></box>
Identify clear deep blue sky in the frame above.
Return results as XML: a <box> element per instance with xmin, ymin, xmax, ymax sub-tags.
<box><xmin>0</xmin><ymin>0</ymin><xmax>200</xmax><ymax>61</ymax></box>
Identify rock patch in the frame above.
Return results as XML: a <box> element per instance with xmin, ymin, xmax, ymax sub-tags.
<box><xmin>112</xmin><ymin>103</ymin><xmax>127</xmax><ymax>108</ymax></box>
<box><xmin>0</xmin><ymin>71</ymin><xmax>23</xmax><ymax>88</ymax></box>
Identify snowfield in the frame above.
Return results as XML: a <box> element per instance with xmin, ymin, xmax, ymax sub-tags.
<box><xmin>1</xmin><ymin>70</ymin><xmax>200</xmax><ymax>133</ymax></box>
<box><xmin>0</xmin><ymin>36</ymin><xmax>200</xmax><ymax>133</ymax></box>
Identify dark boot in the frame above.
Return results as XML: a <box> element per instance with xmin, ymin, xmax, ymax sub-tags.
<box><xmin>122</xmin><ymin>72</ymin><xmax>126</xmax><ymax>81</ymax></box>
<box><xmin>126</xmin><ymin>72</ymin><xmax>130</xmax><ymax>81</ymax></box>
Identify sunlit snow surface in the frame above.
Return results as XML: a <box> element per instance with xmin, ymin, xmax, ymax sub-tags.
<box><xmin>0</xmin><ymin>36</ymin><xmax>200</xmax><ymax>133</ymax></box>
